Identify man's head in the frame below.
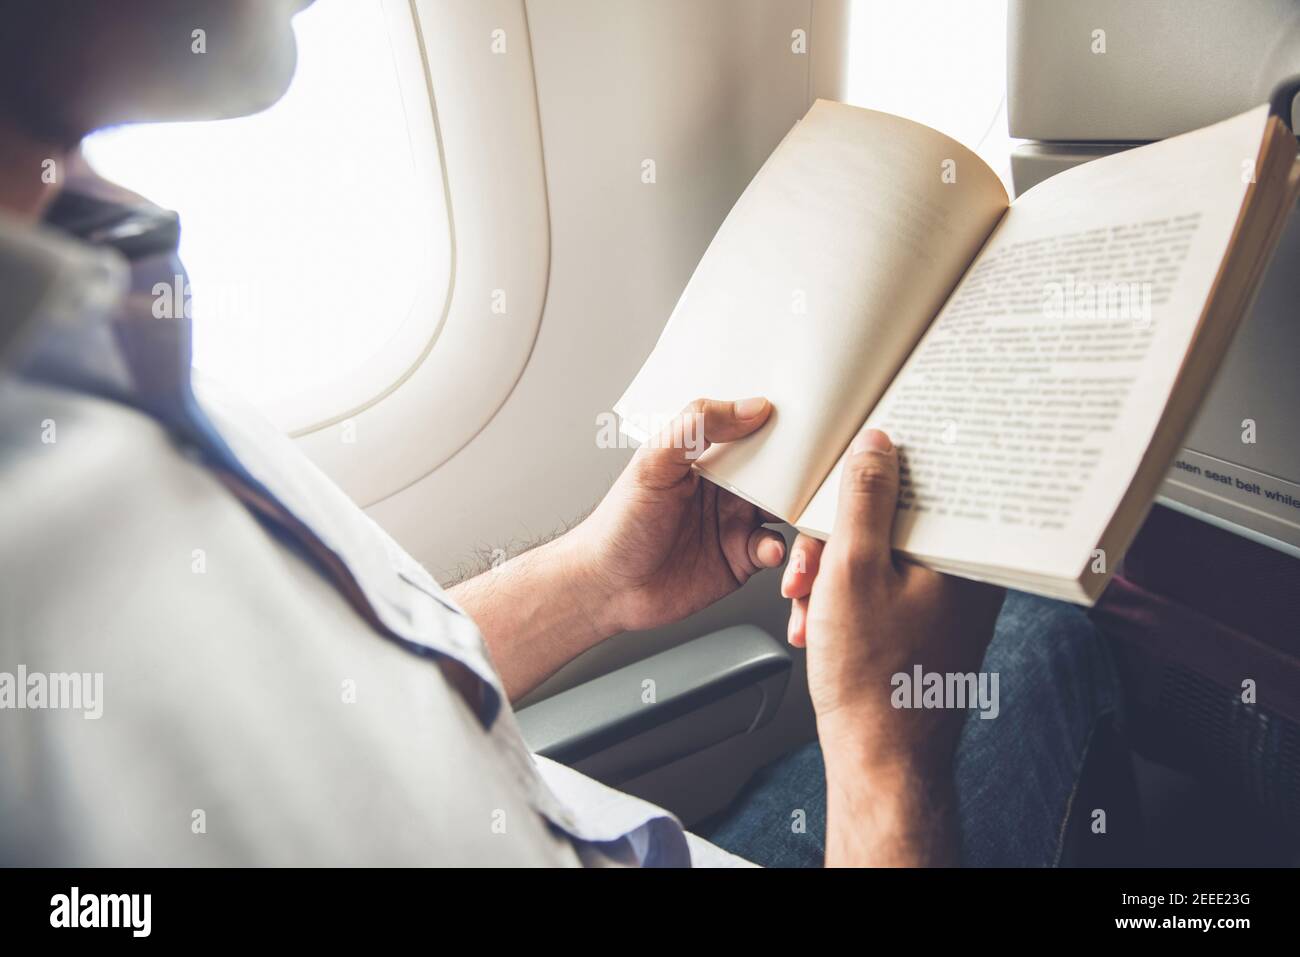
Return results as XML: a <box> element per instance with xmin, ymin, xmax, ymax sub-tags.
<box><xmin>0</xmin><ymin>0</ymin><xmax>313</xmax><ymax>147</ymax></box>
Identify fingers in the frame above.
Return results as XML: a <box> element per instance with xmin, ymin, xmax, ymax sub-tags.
<box><xmin>635</xmin><ymin>397</ymin><xmax>772</xmax><ymax>483</ymax></box>
<box><xmin>787</xmin><ymin>597</ymin><xmax>808</xmax><ymax>648</ymax></box>
<box><xmin>781</xmin><ymin>533</ymin><xmax>824</xmax><ymax>599</ymax></box>
<box><xmin>716</xmin><ymin>489</ymin><xmax>784</xmax><ymax>584</ymax></box>
<box><xmin>746</xmin><ymin>526</ymin><xmax>786</xmax><ymax>570</ymax></box>
<box><xmin>832</xmin><ymin>427</ymin><xmax>900</xmax><ymax>571</ymax></box>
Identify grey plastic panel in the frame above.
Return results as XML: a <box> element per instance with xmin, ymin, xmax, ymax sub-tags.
<box><xmin>517</xmin><ymin>625</ymin><xmax>791</xmax><ymax>782</ymax></box>
<box><xmin>1012</xmin><ymin>146</ymin><xmax>1300</xmax><ymax>556</ymax></box>
<box><xmin>1010</xmin><ymin>143</ymin><xmax>1136</xmax><ymax>195</ymax></box>
<box><xmin>1008</xmin><ymin>0</ymin><xmax>1300</xmax><ymax>141</ymax></box>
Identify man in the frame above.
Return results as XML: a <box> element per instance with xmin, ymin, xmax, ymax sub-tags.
<box><xmin>0</xmin><ymin>0</ymin><xmax>1117</xmax><ymax>866</ymax></box>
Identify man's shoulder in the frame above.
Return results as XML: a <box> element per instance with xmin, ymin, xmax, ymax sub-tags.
<box><xmin>0</xmin><ymin>378</ymin><xmax>224</xmax><ymax>551</ymax></box>
<box><xmin>2</xmin><ymin>376</ymin><xmax>178</xmax><ymax>459</ymax></box>
<box><xmin>0</xmin><ymin>379</ymin><xmax>486</xmax><ymax>865</ymax></box>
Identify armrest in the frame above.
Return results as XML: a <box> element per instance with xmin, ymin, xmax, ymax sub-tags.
<box><xmin>516</xmin><ymin>625</ymin><xmax>792</xmax><ymax>785</ymax></box>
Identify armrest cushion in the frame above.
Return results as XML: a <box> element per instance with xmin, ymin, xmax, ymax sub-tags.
<box><xmin>517</xmin><ymin>625</ymin><xmax>791</xmax><ymax>783</ymax></box>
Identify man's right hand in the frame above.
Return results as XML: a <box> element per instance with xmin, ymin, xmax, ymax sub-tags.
<box><xmin>782</xmin><ymin>426</ymin><xmax>1004</xmax><ymax>866</ymax></box>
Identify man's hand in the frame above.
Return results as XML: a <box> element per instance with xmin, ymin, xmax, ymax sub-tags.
<box><xmin>572</xmin><ymin>397</ymin><xmax>786</xmax><ymax>635</ymax></box>
<box><xmin>455</xmin><ymin>397</ymin><xmax>783</xmax><ymax>700</ymax></box>
<box><xmin>783</xmin><ymin>426</ymin><xmax>1004</xmax><ymax>866</ymax></box>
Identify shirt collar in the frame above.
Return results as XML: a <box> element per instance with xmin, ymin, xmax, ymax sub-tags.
<box><xmin>0</xmin><ymin>207</ymin><xmax>128</xmax><ymax>375</ymax></box>
<box><xmin>3</xmin><ymin>187</ymin><xmax>197</xmax><ymax>429</ymax></box>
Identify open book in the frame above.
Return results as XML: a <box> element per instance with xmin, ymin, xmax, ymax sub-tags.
<box><xmin>615</xmin><ymin>100</ymin><xmax>1300</xmax><ymax>604</ymax></box>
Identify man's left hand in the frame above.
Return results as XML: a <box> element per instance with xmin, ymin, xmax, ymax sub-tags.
<box><xmin>574</xmin><ymin>397</ymin><xmax>785</xmax><ymax>635</ymax></box>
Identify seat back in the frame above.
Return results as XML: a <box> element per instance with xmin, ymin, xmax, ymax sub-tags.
<box><xmin>1007</xmin><ymin>0</ymin><xmax>1300</xmax><ymax>838</ymax></box>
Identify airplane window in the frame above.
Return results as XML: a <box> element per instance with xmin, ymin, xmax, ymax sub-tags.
<box><xmin>83</xmin><ymin>0</ymin><xmax>448</xmax><ymax>425</ymax></box>
<box><xmin>845</xmin><ymin>0</ymin><xmax>1016</xmax><ymax>187</ymax></box>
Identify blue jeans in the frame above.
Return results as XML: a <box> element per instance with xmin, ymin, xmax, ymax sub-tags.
<box><xmin>704</xmin><ymin>591</ymin><xmax>1122</xmax><ymax>866</ymax></box>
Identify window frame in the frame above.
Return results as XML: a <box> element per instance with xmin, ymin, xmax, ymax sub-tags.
<box><xmin>294</xmin><ymin>0</ymin><xmax>551</xmax><ymax>507</ymax></box>
<box><xmin>268</xmin><ymin>0</ymin><xmax>455</xmax><ymax>439</ymax></box>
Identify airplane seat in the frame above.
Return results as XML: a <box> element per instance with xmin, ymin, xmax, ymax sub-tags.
<box><xmin>1009</xmin><ymin>0</ymin><xmax>1300</xmax><ymax>862</ymax></box>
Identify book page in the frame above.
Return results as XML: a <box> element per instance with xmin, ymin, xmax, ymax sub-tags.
<box><xmin>797</xmin><ymin>106</ymin><xmax>1272</xmax><ymax>583</ymax></box>
<box><xmin>614</xmin><ymin>100</ymin><xmax>1008</xmax><ymax>519</ymax></box>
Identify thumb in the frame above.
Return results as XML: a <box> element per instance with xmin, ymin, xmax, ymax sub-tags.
<box><xmin>832</xmin><ymin>427</ymin><xmax>899</xmax><ymax>570</ymax></box>
<box><xmin>635</xmin><ymin>397</ymin><xmax>771</xmax><ymax>481</ymax></box>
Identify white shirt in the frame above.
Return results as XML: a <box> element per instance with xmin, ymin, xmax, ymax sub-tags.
<box><xmin>0</xmin><ymin>204</ymin><xmax>748</xmax><ymax>867</ymax></box>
